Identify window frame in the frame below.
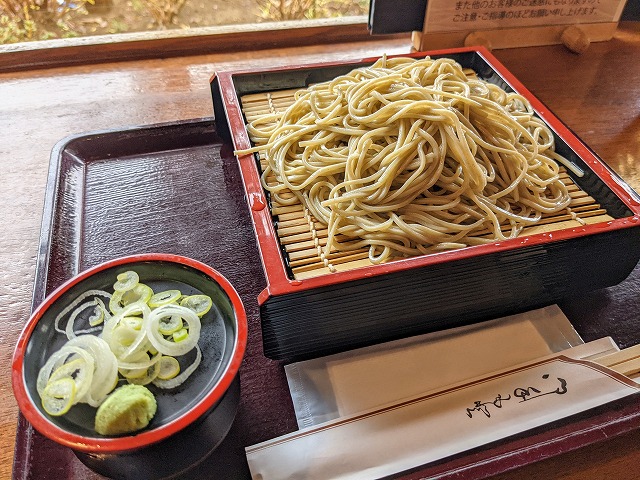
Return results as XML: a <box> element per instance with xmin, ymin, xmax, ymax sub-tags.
<box><xmin>0</xmin><ymin>16</ymin><xmax>408</xmax><ymax>73</ymax></box>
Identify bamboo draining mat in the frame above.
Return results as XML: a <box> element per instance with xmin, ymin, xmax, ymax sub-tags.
<box><xmin>241</xmin><ymin>88</ymin><xmax>612</xmax><ymax>281</ymax></box>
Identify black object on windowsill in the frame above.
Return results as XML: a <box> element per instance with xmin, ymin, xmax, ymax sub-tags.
<box><xmin>367</xmin><ymin>0</ymin><xmax>428</xmax><ymax>34</ymax></box>
<box><xmin>367</xmin><ymin>0</ymin><xmax>639</xmax><ymax>36</ymax></box>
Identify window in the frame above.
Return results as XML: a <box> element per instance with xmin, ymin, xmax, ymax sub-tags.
<box><xmin>1</xmin><ymin>0</ymin><xmax>401</xmax><ymax>72</ymax></box>
<box><xmin>0</xmin><ymin>0</ymin><xmax>369</xmax><ymax>44</ymax></box>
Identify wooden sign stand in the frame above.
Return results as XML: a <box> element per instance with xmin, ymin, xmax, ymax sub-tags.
<box><xmin>412</xmin><ymin>22</ymin><xmax>618</xmax><ymax>54</ymax></box>
<box><xmin>412</xmin><ymin>1</ymin><xmax>627</xmax><ymax>54</ymax></box>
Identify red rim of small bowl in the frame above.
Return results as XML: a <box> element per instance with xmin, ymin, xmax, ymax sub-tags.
<box><xmin>11</xmin><ymin>253</ymin><xmax>248</xmax><ymax>453</ymax></box>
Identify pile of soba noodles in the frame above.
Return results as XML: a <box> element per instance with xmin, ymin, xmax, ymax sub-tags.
<box><xmin>238</xmin><ymin>56</ymin><xmax>572</xmax><ymax>265</ymax></box>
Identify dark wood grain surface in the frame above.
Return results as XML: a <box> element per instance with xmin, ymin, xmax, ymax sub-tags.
<box><xmin>1</xmin><ymin>23</ymin><xmax>639</xmax><ymax>479</ymax></box>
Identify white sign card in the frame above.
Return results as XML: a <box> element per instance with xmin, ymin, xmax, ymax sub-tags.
<box><xmin>425</xmin><ymin>0</ymin><xmax>628</xmax><ymax>33</ymax></box>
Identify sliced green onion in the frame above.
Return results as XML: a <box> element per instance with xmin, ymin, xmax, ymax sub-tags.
<box><xmin>113</xmin><ymin>270</ymin><xmax>139</xmax><ymax>293</ymax></box>
<box><xmin>153</xmin><ymin>346</ymin><xmax>202</xmax><ymax>390</ymax></box>
<box><xmin>41</xmin><ymin>377</ymin><xmax>77</xmax><ymax>416</ymax></box>
<box><xmin>54</xmin><ymin>289</ymin><xmax>112</xmax><ymax>334</ymax></box>
<box><xmin>119</xmin><ymin>354</ymin><xmax>151</xmax><ymax>379</ymax></box>
<box><xmin>157</xmin><ymin>356</ymin><xmax>180</xmax><ymax>380</ymax></box>
<box><xmin>146</xmin><ymin>305</ymin><xmax>200</xmax><ymax>356</ymax></box>
<box><xmin>102</xmin><ymin>301</ymin><xmax>150</xmax><ymax>348</ymax></box>
<box><xmin>117</xmin><ymin>349</ymin><xmax>162</xmax><ymax>371</ymax></box>
<box><xmin>111</xmin><ymin>323</ymin><xmax>141</xmax><ymax>347</ymax></box>
<box><xmin>122</xmin><ymin>316</ymin><xmax>143</xmax><ymax>331</ymax></box>
<box><xmin>65</xmin><ymin>300</ymin><xmax>100</xmax><ymax>339</ymax></box>
<box><xmin>149</xmin><ymin>290</ymin><xmax>181</xmax><ymax>308</ymax></box>
<box><xmin>173</xmin><ymin>328</ymin><xmax>189</xmax><ymax>343</ymax></box>
<box><xmin>109</xmin><ymin>290</ymin><xmax>125</xmax><ymax>315</ymax></box>
<box><xmin>37</xmin><ymin>345</ymin><xmax>95</xmax><ymax>405</ymax></box>
<box><xmin>48</xmin><ymin>358</ymin><xmax>87</xmax><ymax>384</ymax></box>
<box><xmin>180</xmin><ymin>295</ymin><xmax>213</xmax><ymax>317</ymax></box>
<box><xmin>125</xmin><ymin>360</ymin><xmax>160</xmax><ymax>386</ymax></box>
<box><xmin>40</xmin><ymin>269</ymin><xmax>212</xmax><ymax>424</ymax></box>
<box><xmin>88</xmin><ymin>298</ymin><xmax>107</xmax><ymax>327</ymax></box>
<box><xmin>109</xmin><ymin>284</ymin><xmax>153</xmax><ymax>314</ymax></box>
<box><xmin>65</xmin><ymin>335</ymin><xmax>119</xmax><ymax>407</ymax></box>
<box><xmin>121</xmin><ymin>283</ymin><xmax>153</xmax><ymax>306</ymax></box>
<box><xmin>158</xmin><ymin>315</ymin><xmax>183</xmax><ymax>336</ymax></box>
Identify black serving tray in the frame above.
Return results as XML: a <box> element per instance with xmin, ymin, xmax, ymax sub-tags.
<box><xmin>13</xmin><ymin>118</ymin><xmax>640</xmax><ymax>480</ymax></box>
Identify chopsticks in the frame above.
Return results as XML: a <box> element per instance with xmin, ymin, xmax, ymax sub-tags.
<box><xmin>593</xmin><ymin>344</ymin><xmax>640</xmax><ymax>378</ymax></box>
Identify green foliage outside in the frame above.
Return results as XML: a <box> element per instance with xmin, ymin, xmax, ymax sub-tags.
<box><xmin>1</xmin><ymin>0</ymin><xmax>95</xmax><ymax>43</ymax></box>
<box><xmin>0</xmin><ymin>0</ymin><xmax>369</xmax><ymax>44</ymax></box>
<box><xmin>257</xmin><ymin>0</ymin><xmax>368</xmax><ymax>21</ymax></box>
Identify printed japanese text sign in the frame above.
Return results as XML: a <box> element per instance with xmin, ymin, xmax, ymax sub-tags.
<box><xmin>425</xmin><ymin>0</ymin><xmax>628</xmax><ymax>33</ymax></box>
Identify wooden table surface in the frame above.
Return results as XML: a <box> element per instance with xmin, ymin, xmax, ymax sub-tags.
<box><xmin>2</xmin><ymin>23</ymin><xmax>640</xmax><ymax>480</ymax></box>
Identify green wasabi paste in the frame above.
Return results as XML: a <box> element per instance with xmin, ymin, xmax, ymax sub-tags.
<box><xmin>94</xmin><ymin>384</ymin><xmax>157</xmax><ymax>435</ymax></box>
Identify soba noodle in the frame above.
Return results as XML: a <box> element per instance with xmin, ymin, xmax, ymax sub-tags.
<box><xmin>236</xmin><ymin>56</ymin><xmax>573</xmax><ymax>265</ymax></box>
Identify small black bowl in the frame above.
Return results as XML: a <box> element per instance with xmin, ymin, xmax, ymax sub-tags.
<box><xmin>12</xmin><ymin>253</ymin><xmax>247</xmax><ymax>479</ymax></box>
